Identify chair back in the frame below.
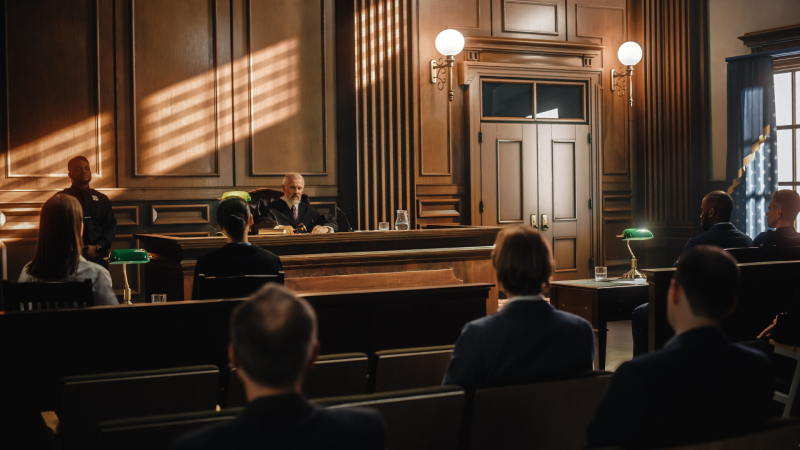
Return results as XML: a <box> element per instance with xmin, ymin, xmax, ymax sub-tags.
<box><xmin>467</xmin><ymin>371</ymin><xmax>612</xmax><ymax>450</ymax></box>
<box><xmin>369</xmin><ymin>345</ymin><xmax>454</xmax><ymax>393</ymax></box>
<box><xmin>726</xmin><ymin>246</ymin><xmax>800</xmax><ymax>264</ymax></box>
<box><xmin>226</xmin><ymin>353</ymin><xmax>369</xmax><ymax>407</ymax></box>
<box><xmin>318</xmin><ymin>386</ymin><xmax>465</xmax><ymax>450</ymax></box>
<box><xmin>61</xmin><ymin>365</ymin><xmax>219</xmax><ymax>450</ymax></box>
<box><xmin>196</xmin><ymin>273</ymin><xmax>284</xmax><ymax>300</ymax></box>
<box><xmin>2</xmin><ymin>278</ymin><xmax>93</xmax><ymax>312</ymax></box>
<box><xmin>96</xmin><ymin>409</ymin><xmax>240</xmax><ymax>450</ymax></box>
<box><xmin>655</xmin><ymin>418</ymin><xmax>800</xmax><ymax>450</ymax></box>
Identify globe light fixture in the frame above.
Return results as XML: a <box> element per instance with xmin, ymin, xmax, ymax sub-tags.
<box><xmin>431</xmin><ymin>29</ymin><xmax>465</xmax><ymax>102</ymax></box>
<box><xmin>611</xmin><ymin>41</ymin><xmax>643</xmax><ymax>107</ymax></box>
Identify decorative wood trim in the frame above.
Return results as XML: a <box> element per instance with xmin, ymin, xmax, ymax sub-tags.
<box><xmin>602</xmin><ymin>195</ymin><xmax>633</xmax><ymax>212</ymax></box>
<box><xmin>574</xmin><ymin>4</ymin><xmax>625</xmax><ymax>45</ymax></box>
<box><xmin>0</xmin><ymin>186</ymin><xmax>338</xmax><ymax>203</ymax></box>
<box><xmin>0</xmin><ymin>207</ymin><xmax>41</xmax><ymax>231</ymax></box>
<box><xmin>151</xmin><ymin>204</ymin><xmax>210</xmax><ymax>225</ymax></box>
<box><xmin>310</xmin><ymin>201</ymin><xmax>338</xmax><ymax>219</ymax></box>
<box><xmin>739</xmin><ymin>24</ymin><xmax>800</xmax><ymax>53</ymax></box>
<box><xmin>113</xmin><ymin>205</ymin><xmax>139</xmax><ymax>226</ymax></box>
<box><xmin>502</xmin><ymin>1</ymin><xmax>559</xmax><ymax>36</ymax></box>
<box><xmin>159</xmin><ymin>231</ymin><xmax>212</xmax><ymax>237</ymax></box>
<box><xmin>552</xmin><ymin>236</ymin><xmax>578</xmax><ymax>273</ymax></box>
<box><xmin>4</xmin><ymin>0</ymin><xmax>103</xmax><ymax>178</ymax></box>
<box><xmin>246</xmin><ymin>0</ymin><xmax>328</xmax><ymax>176</ymax></box>
<box><xmin>416</xmin><ymin>185</ymin><xmax>467</xmax><ymax>196</ymax></box>
<box><xmin>131</xmin><ymin>0</ymin><xmax>222</xmax><ymax>178</ymax></box>
<box><xmin>602</xmin><ymin>216</ymin><xmax>633</xmax><ymax>267</ymax></box>
<box><xmin>417</xmin><ymin>199</ymin><xmax>462</xmax><ymax>218</ymax></box>
<box><xmin>496</xmin><ymin>139</ymin><xmax>525</xmax><ymax>223</ymax></box>
<box><xmin>448</xmin><ymin>0</ymin><xmax>485</xmax><ymax>32</ymax></box>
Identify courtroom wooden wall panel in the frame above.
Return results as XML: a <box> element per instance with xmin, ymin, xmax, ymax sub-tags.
<box><xmin>114</xmin><ymin>0</ymin><xmax>234</xmax><ymax>187</ymax></box>
<box><xmin>491</xmin><ymin>0</ymin><xmax>566</xmax><ymax>40</ymax></box>
<box><xmin>0</xmin><ymin>0</ymin><xmax>116</xmax><ymax>191</ymax></box>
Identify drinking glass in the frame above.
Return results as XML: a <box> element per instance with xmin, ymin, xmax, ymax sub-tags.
<box><xmin>594</xmin><ymin>266</ymin><xmax>608</xmax><ymax>281</ymax></box>
<box><xmin>151</xmin><ymin>294</ymin><xmax>167</xmax><ymax>303</ymax></box>
<box><xmin>395</xmin><ymin>210</ymin><xmax>410</xmax><ymax>231</ymax></box>
<box><xmin>378</xmin><ymin>222</ymin><xmax>390</xmax><ymax>231</ymax></box>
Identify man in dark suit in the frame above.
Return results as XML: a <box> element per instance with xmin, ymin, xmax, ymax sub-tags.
<box><xmin>585</xmin><ymin>246</ymin><xmax>773</xmax><ymax>450</ymax></box>
<box><xmin>261</xmin><ymin>172</ymin><xmax>338</xmax><ymax>234</ymax></box>
<box><xmin>192</xmin><ymin>197</ymin><xmax>282</xmax><ymax>299</ymax></box>
<box><xmin>753</xmin><ymin>189</ymin><xmax>800</xmax><ymax>247</ymax></box>
<box><xmin>442</xmin><ymin>225</ymin><xmax>595</xmax><ymax>388</ymax></box>
<box><xmin>173</xmin><ymin>285</ymin><xmax>386</xmax><ymax>450</ymax></box>
<box><xmin>632</xmin><ymin>191</ymin><xmax>752</xmax><ymax>356</ymax></box>
<box><xmin>61</xmin><ymin>156</ymin><xmax>117</xmax><ymax>269</ymax></box>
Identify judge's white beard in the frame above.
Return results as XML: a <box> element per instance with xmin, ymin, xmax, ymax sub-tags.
<box><xmin>285</xmin><ymin>196</ymin><xmax>301</xmax><ymax>207</ymax></box>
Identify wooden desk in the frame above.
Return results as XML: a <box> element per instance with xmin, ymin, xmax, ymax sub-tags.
<box><xmin>643</xmin><ymin>260</ymin><xmax>800</xmax><ymax>351</ymax></box>
<box><xmin>136</xmin><ymin>228</ymin><xmax>501</xmax><ymax>314</ymax></box>
<box><xmin>0</xmin><ymin>283</ymin><xmax>492</xmax><ymax>414</ymax></box>
<box><xmin>549</xmin><ymin>279</ymin><xmax>649</xmax><ymax>369</ymax></box>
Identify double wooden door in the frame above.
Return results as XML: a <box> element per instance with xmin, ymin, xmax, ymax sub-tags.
<box><xmin>480</xmin><ymin>123</ymin><xmax>592</xmax><ymax>280</ymax></box>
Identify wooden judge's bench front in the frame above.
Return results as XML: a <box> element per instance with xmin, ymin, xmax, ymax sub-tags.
<box><xmin>136</xmin><ymin>227</ymin><xmax>501</xmax><ymax>314</ymax></box>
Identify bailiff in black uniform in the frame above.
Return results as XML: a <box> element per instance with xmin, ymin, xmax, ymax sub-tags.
<box><xmin>61</xmin><ymin>156</ymin><xmax>117</xmax><ymax>269</ymax></box>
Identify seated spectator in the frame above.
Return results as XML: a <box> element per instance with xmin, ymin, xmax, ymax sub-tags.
<box><xmin>586</xmin><ymin>246</ymin><xmax>773</xmax><ymax>450</ymax></box>
<box><xmin>632</xmin><ymin>191</ymin><xmax>752</xmax><ymax>356</ymax></box>
<box><xmin>18</xmin><ymin>194</ymin><xmax>117</xmax><ymax>305</ymax></box>
<box><xmin>753</xmin><ymin>189</ymin><xmax>800</xmax><ymax>247</ymax></box>
<box><xmin>442</xmin><ymin>225</ymin><xmax>594</xmax><ymax>388</ymax></box>
<box><xmin>172</xmin><ymin>285</ymin><xmax>386</xmax><ymax>450</ymax></box>
<box><xmin>191</xmin><ymin>197</ymin><xmax>282</xmax><ymax>300</ymax></box>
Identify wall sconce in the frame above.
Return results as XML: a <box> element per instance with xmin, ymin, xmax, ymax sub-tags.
<box><xmin>431</xmin><ymin>29</ymin><xmax>465</xmax><ymax>102</ymax></box>
<box><xmin>611</xmin><ymin>41</ymin><xmax>643</xmax><ymax>108</ymax></box>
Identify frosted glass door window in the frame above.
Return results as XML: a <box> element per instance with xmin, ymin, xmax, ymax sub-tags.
<box><xmin>535</xmin><ymin>84</ymin><xmax>584</xmax><ymax>120</ymax></box>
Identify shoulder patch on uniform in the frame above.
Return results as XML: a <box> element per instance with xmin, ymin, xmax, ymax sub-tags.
<box><xmin>92</xmin><ymin>195</ymin><xmax>99</xmax><ymax>201</ymax></box>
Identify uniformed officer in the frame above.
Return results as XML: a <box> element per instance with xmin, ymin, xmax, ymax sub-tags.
<box><xmin>62</xmin><ymin>156</ymin><xmax>117</xmax><ymax>269</ymax></box>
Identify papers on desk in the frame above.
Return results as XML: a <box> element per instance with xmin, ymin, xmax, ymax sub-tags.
<box><xmin>257</xmin><ymin>228</ymin><xmax>287</xmax><ymax>235</ymax></box>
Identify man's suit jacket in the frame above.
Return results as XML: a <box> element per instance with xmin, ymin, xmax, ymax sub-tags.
<box><xmin>674</xmin><ymin>222</ymin><xmax>753</xmax><ymax>266</ymax></box>
<box><xmin>753</xmin><ymin>225</ymin><xmax>800</xmax><ymax>247</ymax></box>
<box><xmin>191</xmin><ymin>243</ymin><xmax>282</xmax><ymax>300</ymax></box>
<box><xmin>256</xmin><ymin>199</ymin><xmax>338</xmax><ymax>232</ymax></box>
<box><xmin>172</xmin><ymin>393</ymin><xmax>386</xmax><ymax>450</ymax></box>
<box><xmin>585</xmin><ymin>327</ymin><xmax>773</xmax><ymax>449</ymax></box>
<box><xmin>442</xmin><ymin>298</ymin><xmax>595</xmax><ymax>388</ymax></box>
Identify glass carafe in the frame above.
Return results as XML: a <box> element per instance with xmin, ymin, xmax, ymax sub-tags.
<box><xmin>395</xmin><ymin>210</ymin><xmax>410</xmax><ymax>231</ymax></box>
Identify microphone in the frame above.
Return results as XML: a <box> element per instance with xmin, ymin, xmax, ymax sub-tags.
<box><xmin>336</xmin><ymin>206</ymin><xmax>354</xmax><ymax>232</ymax></box>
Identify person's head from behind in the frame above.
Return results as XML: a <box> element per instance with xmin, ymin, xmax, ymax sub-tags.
<box><xmin>218</xmin><ymin>197</ymin><xmax>253</xmax><ymax>242</ymax></box>
<box><xmin>492</xmin><ymin>225</ymin><xmax>553</xmax><ymax>297</ymax></box>
<box><xmin>27</xmin><ymin>194</ymin><xmax>84</xmax><ymax>281</ymax></box>
<box><xmin>229</xmin><ymin>285</ymin><xmax>319</xmax><ymax>398</ymax></box>
<box><xmin>67</xmin><ymin>156</ymin><xmax>92</xmax><ymax>185</ymax></box>
<box><xmin>281</xmin><ymin>172</ymin><xmax>305</xmax><ymax>207</ymax></box>
<box><xmin>667</xmin><ymin>246</ymin><xmax>740</xmax><ymax>333</ymax></box>
<box><xmin>766</xmin><ymin>189</ymin><xmax>800</xmax><ymax>229</ymax></box>
<box><xmin>700</xmin><ymin>191</ymin><xmax>733</xmax><ymax>231</ymax></box>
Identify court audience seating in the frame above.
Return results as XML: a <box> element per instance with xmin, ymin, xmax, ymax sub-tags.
<box><xmin>226</xmin><ymin>353</ymin><xmax>369</xmax><ymax>407</ymax></box>
<box><xmin>97</xmin><ymin>409</ymin><xmax>239</xmax><ymax>450</ymax></box>
<box><xmin>195</xmin><ymin>273</ymin><xmax>284</xmax><ymax>300</ymax></box>
<box><xmin>60</xmin><ymin>365</ymin><xmax>219</xmax><ymax>450</ymax></box>
<box><xmin>771</xmin><ymin>339</ymin><xmax>800</xmax><ymax>418</ymax></box>
<box><xmin>317</xmin><ymin>386</ymin><xmax>465</xmax><ymax>450</ymax></box>
<box><xmin>368</xmin><ymin>345</ymin><xmax>454</xmax><ymax>393</ymax></box>
<box><xmin>467</xmin><ymin>371</ymin><xmax>612</xmax><ymax>450</ymax></box>
<box><xmin>2</xmin><ymin>279</ymin><xmax>92</xmax><ymax>311</ymax></box>
<box><xmin>641</xmin><ymin>418</ymin><xmax>800</xmax><ymax>450</ymax></box>
<box><xmin>725</xmin><ymin>246</ymin><xmax>800</xmax><ymax>264</ymax></box>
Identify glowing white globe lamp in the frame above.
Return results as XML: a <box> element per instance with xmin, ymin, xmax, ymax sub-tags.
<box><xmin>611</xmin><ymin>41</ymin><xmax>643</xmax><ymax>108</ymax></box>
<box><xmin>431</xmin><ymin>29</ymin><xmax>465</xmax><ymax>102</ymax></box>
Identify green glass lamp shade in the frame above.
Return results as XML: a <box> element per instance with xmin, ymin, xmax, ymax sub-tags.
<box><xmin>619</xmin><ymin>228</ymin><xmax>654</xmax><ymax>241</ymax></box>
<box><xmin>221</xmin><ymin>191</ymin><xmax>252</xmax><ymax>202</ymax></box>
<box><xmin>108</xmin><ymin>249</ymin><xmax>150</xmax><ymax>265</ymax></box>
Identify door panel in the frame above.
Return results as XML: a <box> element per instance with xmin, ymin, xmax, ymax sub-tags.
<box><xmin>497</xmin><ymin>141</ymin><xmax>524</xmax><ymax>222</ymax></box>
<box><xmin>553</xmin><ymin>142</ymin><xmax>576</xmax><ymax>220</ymax></box>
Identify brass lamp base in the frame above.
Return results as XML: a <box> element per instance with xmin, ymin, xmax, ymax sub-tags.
<box><xmin>121</xmin><ymin>262</ymin><xmax>133</xmax><ymax>305</ymax></box>
<box><xmin>620</xmin><ymin>257</ymin><xmax>647</xmax><ymax>280</ymax></box>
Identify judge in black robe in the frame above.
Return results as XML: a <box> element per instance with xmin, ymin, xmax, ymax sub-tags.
<box><xmin>253</xmin><ymin>173</ymin><xmax>338</xmax><ymax>234</ymax></box>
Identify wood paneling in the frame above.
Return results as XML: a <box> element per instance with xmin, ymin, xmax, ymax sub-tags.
<box><xmin>340</xmin><ymin>0</ymin><xmax>415</xmax><ymax>230</ymax></box>
<box><xmin>553</xmin><ymin>142</ymin><xmax>576</xmax><ymax>220</ymax></box>
<box><xmin>497</xmin><ymin>141</ymin><xmax>524</xmax><ymax>222</ymax></box>
<box><xmin>151</xmin><ymin>204</ymin><xmax>210</xmax><ymax>226</ymax></box>
<box><xmin>417</xmin><ymin>198</ymin><xmax>462</xmax><ymax>218</ymax></box>
<box><xmin>492</xmin><ymin>0</ymin><xmax>566</xmax><ymax>40</ymax></box>
<box><xmin>113</xmin><ymin>206</ymin><xmax>139</xmax><ymax>226</ymax></box>
<box><xmin>0</xmin><ymin>0</ymin><xmax>115</xmax><ymax>190</ymax></box>
<box><xmin>553</xmin><ymin>237</ymin><xmax>577</xmax><ymax>272</ymax></box>
<box><xmin>115</xmin><ymin>0</ymin><xmax>233</xmax><ymax>187</ymax></box>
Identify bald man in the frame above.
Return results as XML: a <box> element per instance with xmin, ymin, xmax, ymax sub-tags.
<box><xmin>257</xmin><ymin>173</ymin><xmax>338</xmax><ymax>234</ymax></box>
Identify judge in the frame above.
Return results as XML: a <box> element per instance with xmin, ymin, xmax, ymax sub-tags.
<box><xmin>61</xmin><ymin>156</ymin><xmax>116</xmax><ymax>268</ymax></box>
<box><xmin>256</xmin><ymin>173</ymin><xmax>338</xmax><ymax>234</ymax></box>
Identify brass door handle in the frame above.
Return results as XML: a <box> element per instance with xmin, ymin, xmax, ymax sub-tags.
<box><xmin>541</xmin><ymin>214</ymin><xmax>549</xmax><ymax>230</ymax></box>
<box><xmin>530</xmin><ymin>214</ymin><xmax>538</xmax><ymax>228</ymax></box>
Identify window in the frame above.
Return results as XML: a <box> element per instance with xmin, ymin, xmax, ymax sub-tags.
<box><xmin>774</xmin><ymin>70</ymin><xmax>800</xmax><ymax>229</ymax></box>
<box><xmin>480</xmin><ymin>79</ymin><xmax>586</xmax><ymax>122</ymax></box>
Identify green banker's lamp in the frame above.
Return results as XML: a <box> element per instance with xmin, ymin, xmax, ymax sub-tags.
<box><xmin>617</xmin><ymin>228</ymin><xmax>653</xmax><ymax>280</ymax></box>
<box><xmin>108</xmin><ymin>249</ymin><xmax>150</xmax><ymax>305</ymax></box>
<box><xmin>220</xmin><ymin>191</ymin><xmax>252</xmax><ymax>202</ymax></box>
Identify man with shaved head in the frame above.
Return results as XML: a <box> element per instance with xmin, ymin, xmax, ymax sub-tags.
<box><xmin>258</xmin><ymin>172</ymin><xmax>338</xmax><ymax>234</ymax></box>
<box><xmin>631</xmin><ymin>191</ymin><xmax>752</xmax><ymax>356</ymax></box>
<box><xmin>172</xmin><ymin>285</ymin><xmax>386</xmax><ymax>449</ymax></box>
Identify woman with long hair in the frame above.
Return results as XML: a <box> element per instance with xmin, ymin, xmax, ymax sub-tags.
<box><xmin>18</xmin><ymin>194</ymin><xmax>117</xmax><ymax>305</ymax></box>
<box><xmin>191</xmin><ymin>196</ymin><xmax>282</xmax><ymax>300</ymax></box>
